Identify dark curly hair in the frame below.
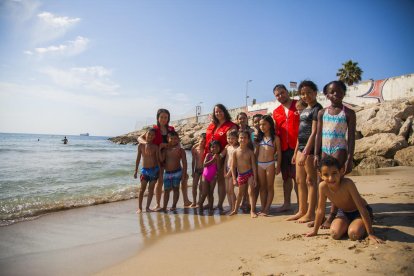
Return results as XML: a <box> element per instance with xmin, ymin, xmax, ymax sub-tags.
<box><xmin>156</xmin><ymin>108</ymin><xmax>171</xmax><ymax>127</ymax></box>
<box><xmin>212</xmin><ymin>104</ymin><xmax>232</xmax><ymax>125</ymax></box>
<box><xmin>323</xmin><ymin>80</ymin><xmax>347</xmax><ymax>95</ymax></box>
<box><xmin>298</xmin><ymin>80</ymin><xmax>318</xmax><ymax>93</ymax></box>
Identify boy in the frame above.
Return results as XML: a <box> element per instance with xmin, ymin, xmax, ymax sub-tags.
<box><xmin>190</xmin><ymin>133</ymin><xmax>206</xmax><ymax>207</ymax></box>
<box><xmin>134</xmin><ymin>128</ymin><xmax>160</xmax><ymax>213</ymax></box>
<box><xmin>160</xmin><ymin>131</ymin><xmax>188</xmax><ymax>212</ymax></box>
<box><xmin>305</xmin><ymin>156</ymin><xmax>383</xmax><ymax>244</ymax></box>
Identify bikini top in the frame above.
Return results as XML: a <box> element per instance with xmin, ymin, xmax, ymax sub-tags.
<box><xmin>259</xmin><ymin>137</ymin><xmax>274</xmax><ymax>148</ymax></box>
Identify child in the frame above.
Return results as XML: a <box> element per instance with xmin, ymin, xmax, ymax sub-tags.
<box><xmin>305</xmin><ymin>156</ymin><xmax>384</xmax><ymax>244</ymax></box>
<box><xmin>221</xmin><ymin>130</ymin><xmax>239</xmax><ymax>213</ymax></box>
<box><xmin>295</xmin><ymin>99</ymin><xmax>307</xmax><ymax>115</ymax></box>
<box><xmin>288</xmin><ymin>81</ymin><xmax>323</xmax><ymax>223</ymax></box>
<box><xmin>252</xmin><ymin>114</ymin><xmax>263</xmax><ymax>139</ymax></box>
<box><xmin>255</xmin><ymin>115</ymin><xmax>282</xmax><ymax>216</ymax></box>
<box><xmin>198</xmin><ymin>140</ymin><xmax>221</xmax><ymax>213</ymax></box>
<box><xmin>230</xmin><ymin>130</ymin><xmax>258</xmax><ymax>218</ymax></box>
<box><xmin>134</xmin><ymin>128</ymin><xmax>160</xmax><ymax>213</ymax></box>
<box><xmin>190</xmin><ymin>133</ymin><xmax>206</xmax><ymax>207</ymax></box>
<box><xmin>237</xmin><ymin>112</ymin><xmax>254</xmax><ymax>141</ymax></box>
<box><xmin>160</xmin><ymin>131</ymin><xmax>188</xmax><ymax>212</ymax></box>
<box><xmin>314</xmin><ymin>80</ymin><xmax>356</xmax><ymax>228</ymax></box>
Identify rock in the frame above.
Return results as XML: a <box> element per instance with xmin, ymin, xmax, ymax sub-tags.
<box><xmin>355</xmin><ymin>107</ymin><xmax>378</xmax><ymax>132</ymax></box>
<box><xmin>394</xmin><ymin>146</ymin><xmax>414</xmax><ymax>166</ymax></box>
<box><xmin>398</xmin><ymin>116</ymin><xmax>413</xmax><ymax>140</ymax></box>
<box><xmin>360</xmin><ymin>116</ymin><xmax>402</xmax><ymax>137</ymax></box>
<box><xmin>354</xmin><ymin>133</ymin><xmax>408</xmax><ymax>161</ymax></box>
<box><xmin>357</xmin><ymin>156</ymin><xmax>397</xmax><ymax>169</ymax></box>
<box><xmin>375</xmin><ymin>100</ymin><xmax>414</xmax><ymax>121</ymax></box>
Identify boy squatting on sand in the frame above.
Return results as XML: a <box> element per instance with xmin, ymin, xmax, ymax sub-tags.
<box><xmin>305</xmin><ymin>156</ymin><xmax>384</xmax><ymax>244</ymax></box>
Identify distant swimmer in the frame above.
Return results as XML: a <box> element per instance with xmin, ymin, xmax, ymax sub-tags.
<box><xmin>62</xmin><ymin>136</ymin><xmax>68</xmax><ymax>144</ymax></box>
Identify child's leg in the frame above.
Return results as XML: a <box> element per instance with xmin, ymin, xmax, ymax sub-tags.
<box><xmin>230</xmin><ymin>184</ymin><xmax>247</xmax><ymax>215</ymax></box>
<box><xmin>298</xmin><ymin>156</ymin><xmax>318</xmax><ymax>223</ymax></box>
<box><xmin>198</xmin><ymin>178</ymin><xmax>209</xmax><ymax>210</ymax></box>
<box><xmin>162</xmin><ymin>188</ymin><xmax>171</xmax><ymax>212</ymax></box>
<box><xmin>225</xmin><ymin>177</ymin><xmax>236</xmax><ymax>212</ymax></box>
<box><xmin>247</xmin><ymin>177</ymin><xmax>257</xmax><ymax>218</ymax></box>
<box><xmin>263</xmin><ymin>165</ymin><xmax>276</xmax><ymax>215</ymax></box>
<box><xmin>330</xmin><ymin>217</ymin><xmax>349</xmax><ymax>240</ymax></box>
<box><xmin>208</xmin><ymin>179</ymin><xmax>217</xmax><ymax>211</ymax></box>
<box><xmin>171</xmin><ymin>186</ymin><xmax>180</xmax><ymax>210</ymax></box>
<box><xmin>181</xmin><ymin>177</ymin><xmax>191</xmax><ymax>207</ymax></box>
<box><xmin>146</xmin><ymin>180</ymin><xmax>157</xmax><ymax>211</ymax></box>
<box><xmin>347</xmin><ymin>218</ymin><xmax>366</xmax><ymax>241</ymax></box>
<box><xmin>258</xmin><ymin>166</ymin><xmax>267</xmax><ymax>213</ymax></box>
<box><xmin>216</xmin><ymin>169</ymin><xmax>225</xmax><ymax>210</ymax></box>
<box><xmin>287</xmin><ymin>153</ymin><xmax>307</xmax><ymax>221</ymax></box>
<box><xmin>137</xmin><ymin>180</ymin><xmax>148</xmax><ymax>213</ymax></box>
<box><xmin>191</xmin><ymin>173</ymin><xmax>201</xmax><ymax>207</ymax></box>
<box><xmin>155</xmin><ymin>166</ymin><xmax>165</xmax><ymax>210</ymax></box>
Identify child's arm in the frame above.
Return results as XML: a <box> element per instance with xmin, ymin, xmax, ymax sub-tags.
<box><xmin>134</xmin><ymin>145</ymin><xmax>142</xmax><ymax>179</ymax></box>
<box><xmin>300</xmin><ymin>120</ymin><xmax>318</xmax><ymax>166</ymax></box>
<box><xmin>314</xmin><ymin>109</ymin><xmax>324</xmax><ymax>168</ymax></box>
<box><xmin>345</xmin><ymin>108</ymin><xmax>356</xmax><ymax>175</ymax></box>
<box><xmin>159</xmin><ymin>147</ymin><xmax>166</xmax><ymax>163</ymax></box>
<box><xmin>155</xmin><ymin>145</ymin><xmax>161</xmax><ymax>168</ymax></box>
<box><xmin>347</xmin><ymin>180</ymin><xmax>384</xmax><ymax>244</ymax></box>
<box><xmin>275</xmin><ymin>136</ymin><xmax>282</xmax><ymax>175</ymax></box>
<box><xmin>292</xmin><ymin>138</ymin><xmax>299</xmax><ymax>165</ymax></box>
<box><xmin>231</xmin><ymin>151</ymin><xmax>238</xmax><ymax>186</ymax></box>
<box><xmin>191</xmin><ymin>148</ymin><xmax>196</xmax><ymax>177</ymax></box>
<box><xmin>203</xmin><ymin>153</ymin><xmax>216</xmax><ymax>167</ymax></box>
<box><xmin>137</xmin><ymin>132</ymin><xmax>147</xmax><ymax>144</ymax></box>
<box><xmin>220</xmin><ymin>145</ymin><xmax>228</xmax><ymax>159</ymax></box>
<box><xmin>305</xmin><ymin>183</ymin><xmax>327</xmax><ymax>237</ymax></box>
<box><xmin>250</xmin><ymin>150</ymin><xmax>257</xmax><ymax>187</ymax></box>
<box><xmin>181</xmin><ymin>148</ymin><xmax>188</xmax><ymax>180</ymax></box>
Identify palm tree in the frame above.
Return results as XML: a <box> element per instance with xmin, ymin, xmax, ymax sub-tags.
<box><xmin>336</xmin><ymin>60</ymin><xmax>363</xmax><ymax>86</ymax></box>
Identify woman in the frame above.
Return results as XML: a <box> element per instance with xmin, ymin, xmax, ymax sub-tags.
<box><xmin>204</xmin><ymin>104</ymin><xmax>238</xmax><ymax>212</ymax></box>
<box><xmin>138</xmin><ymin>109</ymin><xmax>192</xmax><ymax>210</ymax></box>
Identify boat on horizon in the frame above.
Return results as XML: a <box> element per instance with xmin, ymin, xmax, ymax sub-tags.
<box><xmin>80</xmin><ymin>133</ymin><xmax>90</xmax><ymax>136</ymax></box>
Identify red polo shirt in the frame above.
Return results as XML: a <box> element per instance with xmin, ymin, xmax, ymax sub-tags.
<box><xmin>272</xmin><ymin>100</ymin><xmax>299</xmax><ymax>151</ymax></box>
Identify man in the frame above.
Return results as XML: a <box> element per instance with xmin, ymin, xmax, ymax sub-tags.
<box><xmin>272</xmin><ymin>84</ymin><xmax>299</xmax><ymax>212</ymax></box>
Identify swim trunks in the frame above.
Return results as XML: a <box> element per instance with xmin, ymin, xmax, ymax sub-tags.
<box><xmin>237</xmin><ymin>169</ymin><xmax>253</xmax><ymax>186</ymax></box>
<box><xmin>281</xmin><ymin>149</ymin><xmax>295</xmax><ymax>181</ymax></box>
<box><xmin>140</xmin><ymin>166</ymin><xmax>160</xmax><ymax>182</ymax></box>
<box><xmin>336</xmin><ymin>205</ymin><xmax>374</xmax><ymax>222</ymax></box>
<box><xmin>163</xmin><ymin>168</ymin><xmax>182</xmax><ymax>190</ymax></box>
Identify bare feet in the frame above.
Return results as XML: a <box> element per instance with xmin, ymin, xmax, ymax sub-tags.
<box><xmin>276</xmin><ymin>204</ymin><xmax>292</xmax><ymax>213</ymax></box>
<box><xmin>229</xmin><ymin>210</ymin><xmax>237</xmax><ymax>216</ymax></box>
<box><xmin>251</xmin><ymin>212</ymin><xmax>258</xmax><ymax>218</ymax></box>
<box><xmin>190</xmin><ymin>203</ymin><xmax>198</xmax><ymax>208</ymax></box>
<box><xmin>183</xmin><ymin>201</ymin><xmax>192</xmax><ymax>208</ymax></box>
<box><xmin>170</xmin><ymin>206</ymin><xmax>177</xmax><ymax>211</ymax></box>
<box><xmin>286</xmin><ymin>212</ymin><xmax>304</xmax><ymax>221</ymax></box>
<box><xmin>161</xmin><ymin>207</ymin><xmax>167</xmax><ymax>213</ymax></box>
<box><xmin>136</xmin><ymin>209</ymin><xmax>143</xmax><ymax>214</ymax></box>
<box><xmin>153</xmin><ymin>206</ymin><xmax>162</xmax><ymax>212</ymax></box>
<box><xmin>296</xmin><ymin>215</ymin><xmax>315</xmax><ymax>224</ymax></box>
<box><xmin>321</xmin><ymin>213</ymin><xmax>336</xmax><ymax>229</ymax></box>
<box><xmin>145</xmin><ymin>207</ymin><xmax>153</xmax><ymax>212</ymax></box>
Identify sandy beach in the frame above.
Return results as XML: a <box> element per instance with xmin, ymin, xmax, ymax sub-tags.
<box><xmin>1</xmin><ymin>167</ymin><xmax>413</xmax><ymax>276</ymax></box>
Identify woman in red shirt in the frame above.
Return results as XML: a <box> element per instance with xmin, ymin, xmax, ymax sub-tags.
<box><xmin>204</xmin><ymin>104</ymin><xmax>238</xmax><ymax>212</ymax></box>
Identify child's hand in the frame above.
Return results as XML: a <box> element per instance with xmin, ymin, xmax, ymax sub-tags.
<box><xmin>298</xmin><ymin>154</ymin><xmax>306</xmax><ymax>166</ymax></box>
<box><xmin>314</xmin><ymin>155</ymin><xmax>320</xmax><ymax>168</ymax></box>
<box><xmin>304</xmin><ymin>230</ymin><xmax>317</xmax><ymax>237</ymax></box>
<box><xmin>368</xmin><ymin>234</ymin><xmax>385</xmax><ymax>244</ymax></box>
<box><xmin>291</xmin><ymin>155</ymin><xmax>296</xmax><ymax>164</ymax></box>
<box><xmin>233</xmin><ymin>179</ymin><xmax>238</xmax><ymax>186</ymax></box>
<box><xmin>133</xmin><ymin>171</ymin><xmax>138</xmax><ymax>179</ymax></box>
<box><xmin>275</xmin><ymin>166</ymin><xmax>281</xmax><ymax>175</ymax></box>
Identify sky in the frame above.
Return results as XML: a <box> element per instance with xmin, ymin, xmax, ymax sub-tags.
<box><xmin>0</xmin><ymin>0</ymin><xmax>413</xmax><ymax>136</ymax></box>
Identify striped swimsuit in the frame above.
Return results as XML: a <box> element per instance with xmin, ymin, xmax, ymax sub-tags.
<box><xmin>321</xmin><ymin>106</ymin><xmax>348</xmax><ymax>155</ymax></box>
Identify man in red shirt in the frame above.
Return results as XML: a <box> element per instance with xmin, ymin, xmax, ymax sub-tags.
<box><xmin>272</xmin><ymin>84</ymin><xmax>300</xmax><ymax>212</ymax></box>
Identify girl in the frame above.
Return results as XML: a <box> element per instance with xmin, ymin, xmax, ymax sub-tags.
<box><xmin>221</xmin><ymin>129</ymin><xmax>239</xmax><ymax>213</ymax></box>
<box><xmin>288</xmin><ymin>80</ymin><xmax>323</xmax><ymax>223</ymax></box>
<box><xmin>190</xmin><ymin>133</ymin><xmax>206</xmax><ymax>208</ymax></box>
<box><xmin>314</xmin><ymin>80</ymin><xmax>356</xmax><ymax>228</ymax></box>
<box><xmin>236</xmin><ymin>112</ymin><xmax>254</xmax><ymax>142</ymax></box>
<box><xmin>255</xmin><ymin>115</ymin><xmax>281</xmax><ymax>216</ymax></box>
<box><xmin>199</xmin><ymin>140</ymin><xmax>222</xmax><ymax>213</ymax></box>
<box><xmin>230</xmin><ymin>131</ymin><xmax>258</xmax><ymax>218</ymax></box>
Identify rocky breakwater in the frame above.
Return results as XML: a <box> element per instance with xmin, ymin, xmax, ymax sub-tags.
<box><xmin>108</xmin><ymin>121</ymin><xmax>210</xmax><ymax>150</ymax></box>
<box><xmin>354</xmin><ymin>97</ymin><xmax>414</xmax><ymax>169</ymax></box>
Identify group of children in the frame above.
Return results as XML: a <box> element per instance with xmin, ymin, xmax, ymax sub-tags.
<box><xmin>134</xmin><ymin>80</ymin><xmax>383</xmax><ymax>243</ymax></box>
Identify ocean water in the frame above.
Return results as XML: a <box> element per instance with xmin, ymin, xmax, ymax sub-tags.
<box><xmin>0</xmin><ymin>133</ymin><xmax>192</xmax><ymax>226</ymax></box>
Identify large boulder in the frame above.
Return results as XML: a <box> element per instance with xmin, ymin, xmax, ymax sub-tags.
<box><xmin>357</xmin><ymin>156</ymin><xmax>397</xmax><ymax>169</ymax></box>
<box><xmin>394</xmin><ymin>146</ymin><xmax>414</xmax><ymax>166</ymax></box>
<box><xmin>398</xmin><ymin>116</ymin><xmax>413</xmax><ymax>139</ymax></box>
<box><xmin>355</xmin><ymin>107</ymin><xmax>378</xmax><ymax>132</ymax></box>
<box><xmin>375</xmin><ymin>100</ymin><xmax>414</xmax><ymax>121</ymax></box>
<box><xmin>354</xmin><ymin>133</ymin><xmax>408</xmax><ymax>161</ymax></box>
<box><xmin>360</xmin><ymin>116</ymin><xmax>402</xmax><ymax>137</ymax></box>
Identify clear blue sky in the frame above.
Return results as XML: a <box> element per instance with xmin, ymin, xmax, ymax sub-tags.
<box><xmin>1</xmin><ymin>0</ymin><xmax>413</xmax><ymax>136</ymax></box>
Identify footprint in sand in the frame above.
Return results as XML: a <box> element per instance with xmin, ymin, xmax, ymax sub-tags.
<box><xmin>241</xmin><ymin>272</ymin><xmax>252</xmax><ymax>276</ymax></box>
<box><xmin>305</xmin><ymin>256</ymin><xmax>320</xmax><ymax>263</ymax></box>
<box><xmin>263</xmin><ymin>253</ymin><xmax>276</xmax><ymax>259</ymax></box>
<box><xmin>329</xmin><ymin>258</ymin><xmax>347</xmax><ymax>264</ymax></box>
<box><xmin>403</xmin><ymin>245</ymin><xmax>412</xmax><ymax>251</ymax></box>
<box><xmin>278</xmin><ymin>233</ymin><xmax>304</xmax><ymax>241</ymax></box>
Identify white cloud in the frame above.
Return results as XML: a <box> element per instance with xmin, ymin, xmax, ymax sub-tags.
<box><xmin>40</xmin><ymin>66</ymin><xmax>120</xmax><ymax>94</ymax></box>
<box><xmin>37</xmin><ymin>11</ymin><xmax>80</xmax><ymax>27</ymax></box>
<box><xmin>29</xmin><ymin>36</ymin><xmax>89</xmax><ymax>57</ymax></box>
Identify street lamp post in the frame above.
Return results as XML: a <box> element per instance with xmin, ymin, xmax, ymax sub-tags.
<box><xmin>245</xmin><ymin>80</ymin><xmax>252</xmax><ymax>109</ymax></box>
<box><xmin>195</xmin><ymin>102</ymin><xmax>203</xmax><ymax>123</ymax></box>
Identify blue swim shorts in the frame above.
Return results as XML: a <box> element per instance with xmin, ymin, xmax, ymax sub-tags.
<box><xmin>163</xmin><ymin>168</ymin><xmax>182</xmax><ymax>190</ymax></box>
<box><xmin>140</xmin><ymin>166</ymin><xmax>160</xmax><ymax>182</ymax></box>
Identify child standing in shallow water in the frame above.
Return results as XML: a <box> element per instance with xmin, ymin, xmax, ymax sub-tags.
<box><xmin>134</xmin><ymin>128</ymin><xmax>160</xmax><ymax>213</ymax></box>
<box><xmin>198</xmin><ymin>140</ymin><xmax>221</xmax><ymax>213</ymax></box>
<box><xmin>314</xmin><ymin>80</ymin><xmax>356</xmax><ymax>228</ymax></box>
<box><xmin>221</xmin><ymin>130</ymin><xmax>239</xmax><ymax>213</ymax></box>
<box><xmin>230</xmin><ymin>131</ymin><xmax>258</xmax><ymax>218</ymax></box>
<box><xmin>255</xmin><ymin>115</ymin><xmax>281</xmax><ymax>216</ymax></box>
<box><xmin>160</xmin><ymin>131</ymin><xmax>188</xmax><ymax>212</ymax></box>
<box><xmin>190</xmin><ymin>133</ymin><xmax>206</xmax><ymax>207</ymax></box>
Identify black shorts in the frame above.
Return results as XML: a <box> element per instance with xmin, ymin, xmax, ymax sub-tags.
<box><xmin>281</xmin><ymin>148</ymin><xmax>296</xmax><ymax>181</ymax></box>
<box><xmin>336</xmin><ymin>205</ymin><xmax>374</xmax><ymax>222</ymax></box>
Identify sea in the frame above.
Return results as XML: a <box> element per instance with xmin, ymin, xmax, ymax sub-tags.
<box><xmin>0</xmin><ymin>133</ymin><xmax>192</xmax><ymax>226</ymax></box>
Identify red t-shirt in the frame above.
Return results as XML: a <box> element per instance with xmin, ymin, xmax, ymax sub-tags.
<box><xmin>204</xmin><ymin>121</ymin><xmax>238</xmax><ymax>157</ymax></box>
<box><xmin>272</xmin><ymin>100</ymin><xmax>299</xmax><ymax>151</ymax></box>
<box><xmin>152</xmin><ymin>125</ymin><xmax>175</xmax><ymax>146</ymax></box>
